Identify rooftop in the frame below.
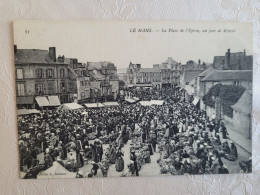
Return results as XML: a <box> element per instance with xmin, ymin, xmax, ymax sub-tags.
<box><xmin>87</xmin><ymin>62</ymin><xmax>116</xmax><ymax>70</ymax></box>
<box><xmin>89</xmin><ymin>71</ymin><xmax>106</xmax><ymax>80</ymax></box>
<box><xmin>197</xmin><ymin>68</ymin><xmax>215</xmax><ymax>77</ymax></box>
<box><xmin>15</xmin><ymin>49</ymin><xmax>63</xmax><ymax>64</ymax></box>
<box><xmin>201</xmin><ymin>70</ymin><xmax>252</xmax><ymax>82</ymax></box>
<box><xmin>183</xmin><ymin>70</ymin><xmax>204</xmax><ymax>83</ymax></box>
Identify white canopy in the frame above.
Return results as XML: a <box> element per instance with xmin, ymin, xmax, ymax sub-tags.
<box><xmin>48</xmin><ymin>96</ymin><xmax>61</xmax><ymax>106</ymax></box>
<box><xmin>28</xmin><ymin>109</ymin><xmax>41</xmax><ymax>114</ymax></box>
<box><xmin>37</xmin><ymin>162</ymin><xmax>76</xmax><ymax>179</ymax></box>
<box><xmin>84</xmin><ymin>103</ymin><xmax>104</xmax><ymax>108</ymax></box>
<box><xmin>150</xmin><ymin>100</ymin><xmax>164</xmax><ymax>105</ymax></box>
<box><xmin>125</xmin><ymin>98</ymin><xmax>137</xmax><ymax>103</ymax></box>
<box><xmin>17</xmin><ymin>109</ymin><xmax>31</xmax><ymax>116</ymax></box>
<box><xmin>17</xmin><ymin>109</ymin><xmax>40</xmax><ymax>115</ymax></box>
<box><xmin>58</xmin><ymin>103</ymin><xmax>83</xmax><ymax>110</ymax></box>
<box><xmin>35</xmin><ymin>96</ymin><xmax>50</xmax><ymax>107</ymax></box>
<box><xmin>192</xmin><ymin>97</ymin><xmax>200</xmax><ymax>105</ymax></box>
<box><xmin>139</xmin><ymin>101</ymin><xmax>152</xmax><ymax>106</ymax></box>
<box><xmin>102</xmin><ymin>102</ymin><xmax>119</xmax><ymax>107</ymax></box>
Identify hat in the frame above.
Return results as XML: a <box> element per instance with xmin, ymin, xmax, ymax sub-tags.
<box><xmin>91</xmin><ymin>161</ymin><xmax>95</xmax><ymax>164</ymax></box>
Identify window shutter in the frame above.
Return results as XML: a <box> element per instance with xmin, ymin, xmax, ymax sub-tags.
<box><xmin>52</xmin><ymin>70</ymin><xmax>54</xmax><ymax>78</ymax></box>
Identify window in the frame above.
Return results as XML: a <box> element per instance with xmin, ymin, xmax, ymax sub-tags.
<box><xmin>130</xmin><ymin>80</ymin><xmax>133</xmax><ymax>84</ymax></box>
<box><xmin>60</xmin><ymin>69</ymin><xmax>65</xmax><ymax>78</ymax></box>
<box><xmin>36</xmin><ymin>69</ymin><xmax>44</xmax><ymax>78</ymax></box>
<box><xmin>81</xmin><ymin>92</ymin><xmax>85</xmax><ymax>99</ymax></box>
<box><xmin>234</xmin><ymin>81</ymin><xmax>240</xmax><ymax>86</ymax></box>
<box><xmin>35</xmin><ymin>83</ymin><xmax>43</xmax><ymax>95</ymax></box>
<box><xmin>17</xmin><ymin>83</ymin><xmax>25</xmax><ymax>96</ymax></box>
<box><xmin>16</xmin><ymin>69</ymin><xmax>23</xmax><ymax>79</ymax></box>
<box><xmin>46</xmin><ymin>69</ymin><xmax>54</xmax><ymax>78</ymax></box>
<box><xmin>47</xmin><ymin>82</ymin><xmax>55</xmax><ymax>93</ymax></box>
<box><xmin>80</xmin><ymin>81</ymin><xmax>84</xmax><ymax>86</ymax></box>
<box><xmin>60</xmin><ymin>82</ymin><xmax>66</xmax><ymax>92</ymax></box>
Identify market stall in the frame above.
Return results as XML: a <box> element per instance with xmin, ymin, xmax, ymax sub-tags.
<box><xmin>102</xmin><ymin>102</ymin><xmax>119</xmax><ymax>107</ymax></box>
<box><xmin>150</xmin><ymin>100</ymin><xmax>164</xmax><ymax>106</ymax></box>
<box><xmin>58</xmin><ymin>103</ymin><xmax>83</xmax><ymax>110</ymax></box>
<box><xmin>84</xmin><ymin>103</ymin><xmax>104</xmax><ymax>108</ymax></box>
<box><xmin>139</xmin><ymin>101</ymin><xmax>152</xmax><ymax>106</ymax></box>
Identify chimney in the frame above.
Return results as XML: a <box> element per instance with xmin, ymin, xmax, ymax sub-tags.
<box><xmin>198</xmin><ymin>59</ymin><xmax>201</xmax><ymax>66</ymax></box>
<box><xmin>58</xmin><ymin>55</ymin><xmax>64</xmax><ymax>63</ymax></box>
<box><xmin>14</xmin><ymin>45</ymin><xmax>17</xmax><ymax>53</ymax></box>
<box><xmin>224</xmin><ymin>48</ymin><xmax>230</xmax><ymax>69</ymax></box>
<box><xmin>49</xmin><ymin>47</ymin><xmax>56</xmax><ymax>62</ymax></box>
<box><xmin>244</xmin><ymin>49</ymin><xmax>246</xmax><ymax>56</ymax></box>
<box><xmin>136</xmin><ymin>64</ymin><xmax>141</xmax><ymax>69</ymax></box>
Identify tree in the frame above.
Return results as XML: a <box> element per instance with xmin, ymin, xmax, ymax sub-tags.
<box><xmin>202</xmin><ymin>83</ymin><xmax>245</xmax><ymax>117</ymax></box>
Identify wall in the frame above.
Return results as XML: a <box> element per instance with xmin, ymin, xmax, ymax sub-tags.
<box><xmin>233</xmin><ymin>110</ymin><xmax>251</xmax><ymax>138</ymax></box>
<box><xmin>1</xmin><ymin>1</ymin><xmax>260</xmax><ymax>195</ymax></box>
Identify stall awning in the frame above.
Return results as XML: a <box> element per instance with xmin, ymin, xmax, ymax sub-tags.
<box><xmin>84</xmin><ymin>103</ymin><xmax>104</xmax><ymax>108</ymax></box>
<box><xmin>58</xmin><ymin>103</ymin><xmax>83</xmax><ymax>110</ymax></box>
<box><xmin>102</xmin><ymin>102</ymin><xmax>119</xmax><ymax>107</ymax></box>
<box><xmin>139</xmin><ymin>101</ymin><xmax>152</xmax><ymax>106</ymax></box>
<box><xmin>133</xmin><ymin>97</ymin><xmax>139</xmax><ymax>101</ymax></box>
<box><xmin>48</xmin><ymin>96</ymin><xmax>61</xmax><ymax>106</ymax></box>
<box><xmin>125</xmin><ymin>98</ymin><xmax>137</xmax><ymax>103</ymax></box>
<box><xmin>150</xmin><ymin>100</ymin><xmax>164</xmax><ymax>105</ymax></box>
<box><xmin>35</xmin><ymin>96</ymin><xmax>50</xmax><ymax>107</ymax></box>
<box><xmin>135</xmin><ymin>83</ymin><xmax>153</xmax><ymax>87</ymax></box>
<box><xmin>28</xmin><ymin>109</ymin><xmax>40</xmax><ymax>114</ymax></box>
<box><xmin>192</xmin><ymin>97</ymin><xmax>200</xmax><ymax>105</ymax></box>
<box><xmin>17</xmin><ymin>109</ymin><xmax>31</xmax><ymax>116</ymax></box>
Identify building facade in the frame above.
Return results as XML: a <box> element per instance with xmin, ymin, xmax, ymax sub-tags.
<box><xmin>14</xmin><ymin>46</ymin><xmax>71</xmax><ymax>108</ymax></box>
<box><xmin>126</xmin><ymin>57</ymin><xmax>207</xmax><ymax>89</ymax></box>
<box><xmin>213</xmin><ymin>49</ymin><xmax>253</xmax><ymax>70</ymax></box>
<box><xmin>87</xmin><ymin>61</ymin><xmax>119</xmax><ymax>102</ymax></box>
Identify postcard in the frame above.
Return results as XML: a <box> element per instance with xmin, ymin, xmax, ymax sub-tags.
<box><xmin>13</xmin><ymin>20</ymin><xmax>252</xmax><ymax>178</ymax></box>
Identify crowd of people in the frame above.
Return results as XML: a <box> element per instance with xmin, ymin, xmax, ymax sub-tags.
<box><xmin>18</xmin><ymin>87</ymin><xmax>251</xmax><ymax>178</ymax></box>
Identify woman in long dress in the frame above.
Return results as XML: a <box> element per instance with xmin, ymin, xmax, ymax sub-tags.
<box><xmin>108</xmin><ymin>144</ymin><xmax>117</xmax><ymax>164</ymax></box>
<box><xmin>115</xmin><ymin>148</ymin><xmax>124</xmax><ymax>172</ymax></box>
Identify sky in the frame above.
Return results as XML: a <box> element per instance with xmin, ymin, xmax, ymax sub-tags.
<box><xmin>14</xmin><ymin>20</ymin><xmax>252</xmax><ymax>69</ymax></box>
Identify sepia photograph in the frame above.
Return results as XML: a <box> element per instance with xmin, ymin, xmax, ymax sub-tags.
<box><xmin>13</xmin><ymin>21</ymin><xmax>252</xmax><ymax>179</ymax></box>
